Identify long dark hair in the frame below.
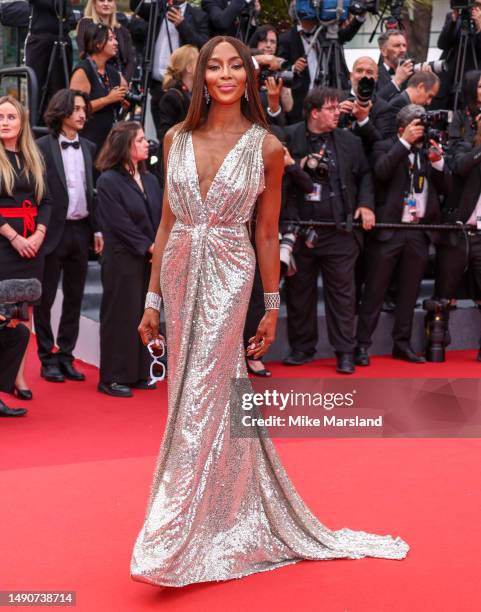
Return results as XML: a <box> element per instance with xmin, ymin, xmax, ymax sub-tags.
<box><xmin>463</xmin><ymin>70</ymin><xmax>481</xmax><ymax>117</ymax></box>
<box><xmin>181</xmin><ymin>36</ymin><xmax>268</xmax><ymax>133</ymax></box>
<box><xmin>96</xmin><ymin>121</ymin><xmax>147</xmax><ymax>175</ymax></box>
<box><xmin>248</xmin><ymin>24</ymin><xmax>278</xmax><ymax>53</ymax></box>
<box><xmin>44</xmin><ymin>89</ymin><xmax>92</xmax><ymax>136</ymax></box>
<box><xmin>82</xmin><ymin>22</ymin><xmax>111</xmax><ymax>58</ymax></box>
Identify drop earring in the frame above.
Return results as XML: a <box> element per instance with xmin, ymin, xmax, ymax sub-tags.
<box><xmin>204</xmin><ymin>85</ymin><xmax>211</xmax><ymax>104</ymax></box>
<box><xmin>244</xmin><ymin>87</ymin><xmax>249</xmax><ymax>102</ymax></box>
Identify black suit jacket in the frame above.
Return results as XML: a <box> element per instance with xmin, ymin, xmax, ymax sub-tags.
<box><xmin>37</xmin><ymin>134</ymin><xmax>97</xmax><ymax>255</ymax></box>
<box><xmin>201</xmin><ymin>0</ymin><xmax>254</xmax><ymax>39</ymax></box>
<box><xmin>283</xmin><ymin>121</ymin><xmax>374</xmax><ymax>230</ymax></box>
<box><xmin>96</xmin><ymin>170</ymin><xmax>162</xmax><ymax>257</ymax></box>
<box><xmin>370</xmin><ymin>137</ymin><xmax>449</xmax><ymax>241</ymax></box>
<box><xmin>340</xmin><ymin>91</ymin><xmax>393</xmax><ymax>151</ymax></box>
<box><xmin>386</xmin><ymin>90</ymin><xmax>411</xmax><ymax>132</ymax></box>
<box><xmin>130</xmin><ymin>0</ymin><xmax>209</xmax><ymax>55</ymax></box>
<box><xmin>376</xmin><ymin>63</ymin><xmax>402</xmax><ymax>102</ymax></box>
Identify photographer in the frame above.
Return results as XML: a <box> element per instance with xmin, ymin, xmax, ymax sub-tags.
<box><xmin>339</xmin><ymin>56</ymin><xmax>392</xmax><ymax>153</ymax></box>
<box><xmin>282</xmin><ymin>87</ymin><xmax>375</xmax><ymax>374</ymax></box>
<box><xmin>0</xmin><ymin>318</ymin><xmax>29</xmax><ymax>417</ymax></box>
<box><xmin>377</xmin><ymin>30</ymin><xmax>413</xmax><ymax>101</ymax></box>
<box><xmin>436</xmin><ymin>1</ymin><xmax>481</xmax><ymax>109</ymax></box>
<box><xmin>387</xmin><ymin>71</ymin><xmax>441</xmax><ymax>127</ymax></box>
<box><xmin>448</xmin><ymin>70</ymin><xmax>481</xmax><ymax>147</ymax></box>
<box><xmin>355</xmin><ymin>104</ymin><xmax>450</xmax><ymax>366</ymax></box>
<box><xmin>202</xmin><ymin>0</ymin><xmax>259</xmax><ymax>41</ymax></box>
<box><xmin>278</xmin><ymin>10</ymin><xmax>365</xmax><ymax>124</ymax></box>
<box><xmin>70</xmin><ymin>23</ymin><xmax>128</xmax><ymax>160</ymax></box>
<box><xmin>130</xmin><ymin>0</ymin><xmax>209</xmax><ymax>137</ymax></box>
<box><xmin>25</xmin><ymin>0</ymin><xmax>77</xmax><ymax>111</ymax></box>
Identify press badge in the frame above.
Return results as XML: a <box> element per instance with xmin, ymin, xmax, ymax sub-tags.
<box><xmin>304</xmin><ymin>184</ymin><xmax>322</xmax><ymax>202</ymax></box>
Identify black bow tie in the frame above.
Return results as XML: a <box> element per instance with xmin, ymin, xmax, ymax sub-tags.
<box><xmin>61</xmin><ymin>140</ymin><xmax>80</xmax><ymax>150</ymax></box>
<box><xmin>388</xmin><ymin>67</ymin><xmax>395</xmax><ymax>76</ymax></box>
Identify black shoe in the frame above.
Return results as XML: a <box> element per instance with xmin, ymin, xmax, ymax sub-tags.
<box><xmin>59</xmin><ymin>362</ymin><xmax>85</xmax><ymax>381</ymax></box>
<box><xmin>128</xmin><ymin>380</ymin><xmax>157</xmax><ymax>390</ymax></box>
<box><xmin>354</xmin><ymin>346</ymin><xmax>370</xmax><ymax>367</ymax></box>
<box><xmin>382</xmin><ymin>300</ymin><xmax>396</xmax><ymax>313</ymax></box>
<box><xmin>392</xmin><ymin>346</ymin><xmax>426</xmax><ymax>363</ymax></box>
<box><xmin>14</xmin><ymin>386</ymin><xmax>33</xmax><ymax>400</ymax></box>
<box><xmin>40</xmin><ymin>364</ymin><xmax>65</xmax><ymax>382</ymax></box>
<box><xmin>97</xmin><ymin>382</ymin><xmax>132</xmax><ymax>398</ymax></box>
<box><xmin>246</xmin><ymin>359</ymin><xmax>272</xmax><ymax>377</ymax></box>
<box><xmin>283</xmin><ymin>351</ymin><xmax>315</xmax><ymax>366</ymax></box>
<box><xmin>336</xmin><ymin>352</ymin><xmax>355</xmax><ymax>374</ymax></box>
<box><xmin>0</xmin><ymin>399</ymin><xmax>27</xmax><ymax>417</ymax></box>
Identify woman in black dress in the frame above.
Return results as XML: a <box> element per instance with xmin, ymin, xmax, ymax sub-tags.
<box><xmin>70</xmin><ymin>23</ymin><xmax>128</xmax><ymax>157</ymax></box>
<box><xmin>95</xmin><ymin>122</ymin><xmax>161</xmax><ymax>397</ymax></box>
<box><xmin>0</xmin><ymin>96</ymin><xmax>51</xmax><ymax>397</ymax></box>
<box><xmin>76</xmin><ymin>0</ymin><xmax>135</xmax><ymax>81</ymax></box>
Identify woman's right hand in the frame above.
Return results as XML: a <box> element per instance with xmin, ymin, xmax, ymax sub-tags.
<box><xmin>138</xmin><ymin>308</ymin><xmax>162</xmax><ymax>346</ymax></box>
<box><xmin>11</xmin><ymin>234</ymin><xmax>37</xmax><ymax>258</ymax></box>
<box><xmin>106</xmin><ymin>86</ymin><xmax>128</xmax><ymax>104</ymax></box>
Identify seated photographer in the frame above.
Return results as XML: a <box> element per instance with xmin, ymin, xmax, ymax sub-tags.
<box><xmin>202</xmin><ymin>0</ymin><xmax>260</xmax><ymax>41</ymax></box>
<box><xmin>0</xmin><ymin>96</ymin><xmax>51</xmax><ymax>399</ymax></box>
<box><xmin>278</xmin><ymin>7</ymin><xmax>365</xmax><ymax>124</ymax></box>
<box><xmin>435</xmin><ymin>103</ymin><xmax>481</xmax><ymax>360</ymax></box>
<box><xmin>77</xmin><ymin>0</ymin><xmax>136</xmax><ymax>82</ymax></box>
<box><xmin>282</xmin><ymin>87</ymin><xmax>375</xmax><ymax>374</ymax></box>
<box><xmin>436</xmin><ymin>2</ymin><xmax>481</xmax><ymax>110</ymax></box>
<box><xmin>70</xmin><ymin>23</ymin><xmax>129</xmax><ymax>160</ymax></box>
<box><xmin>376</xmin><ymin>30</ymin><xmax>413</xmax><ymax>102</ymax></box>
<box><xmin>448</xmin><ymin>70</ymin><xmax>481</xmax><ymax>148</ymax></box>
<box><xmin>339</xmin><ymin>56</ymin><xmax>392</xmax><ymax>153</ymax></box>
<box><xmin>387</xmin><ymin>71</ymin><xmax>441</xmax><ymax>127</ymax></box>
<box><xmin>355</xmin><ymin>104</ymin><xmax>450</xmax><ymax>366</ymax></box>
<box><xmin>0</xmin><ymin>317</ymin><xmax>29</xmax><ymax>417</ymax></box>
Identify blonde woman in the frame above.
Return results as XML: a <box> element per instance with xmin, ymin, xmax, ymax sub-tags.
<box><xmin>0</xmin><ymin>96</ymin><xmax>51</xmax><ymax>398</ymax></box>
<box><xmin>76</xmin><ymin>0</ymin><xmax>135</xmax><ymax>81</ymax></box>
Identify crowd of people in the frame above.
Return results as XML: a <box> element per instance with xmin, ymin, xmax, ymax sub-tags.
<box><xmin>2</xmin><ymin>0</ymin><xmax>481</xmax><ymax>415</ymax></box>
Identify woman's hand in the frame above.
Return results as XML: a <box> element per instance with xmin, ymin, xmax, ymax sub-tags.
<box><xmin>26</xmin><ymin>230</ymin><xmax>45</xmax><ymax>253</ymax></box>
<box><xmin>106</xmin><ymin>86</ymin><xmax>128</xmax><ymax>104</ymax></box>
<box><xmin>11</xmin><ymin>234</ymin><xmax>37</xmax><ymax>258</ymax></box>
<box><xmin>138</xmin><ymin>308</ymin><xmax>162</xmax><ymax>346</ymax></box>
<box><xmin>246</xmin><ymin>310</ymin><xmax>278</xmax><ymax>359</ymax></box>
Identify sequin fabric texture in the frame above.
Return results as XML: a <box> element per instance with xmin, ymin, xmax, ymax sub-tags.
<box><xmin>130</xmin><ymin>124</ymin><xmax>409</xmax><ymax>588</ymax></box>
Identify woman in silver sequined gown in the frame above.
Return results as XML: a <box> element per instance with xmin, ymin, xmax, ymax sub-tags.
<box><xmin>131</xmin><ymin>37</ymin><xmax>409</xmax><ymax>588</ymax></box>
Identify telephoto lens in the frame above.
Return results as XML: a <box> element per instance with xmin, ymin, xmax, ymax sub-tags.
<box><xmin>423</xmin><ymin>299</ymin><xmax>451</xmax><ymax>362</ymax></box>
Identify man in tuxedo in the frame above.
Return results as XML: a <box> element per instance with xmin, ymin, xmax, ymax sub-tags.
<box><xmin>339</xmin><ymin>56</ymin><xmax>393</xmax><ymax>152</ymax></box>
<box><xmin>202</xmin><ymin>0</ymin><xmax>260</xmax><ymax>41</ymax></box>
<box><xmin>34</xmin><ymin>89</ymin><xmax>101</xmax><ymax>383</ymax></box>
<box><xmin>0</xmin><ymin>319</ymin><xmax>28</xmax><ymax>417</ymax></box>
<box><xmin>278</xmin><ymin>14</ymin><xmax>365</xmax><ymax>124</ymax></box>
<box><xmin>355</xmin><ymin>104</ymin><xmax>450</xmax><ymax>366</ymax></box>
<box><xmin>387</xmin><ymin>71</ymin><xmax>440</xmax><ymax>128</ymax></box>
<box><xmin>282</xmin><ymin>87</ymin><xmax>375</xmax><ymax>374</ymax></box>
<box><xmin>130</xmin><ymin>0</ymin><xmax>209</xmax><ymax>136</ymax></box>
<box><xmin>376</xmin><ymin>30</ymin><xmax>413</xmax><ymax>102</ymax></box>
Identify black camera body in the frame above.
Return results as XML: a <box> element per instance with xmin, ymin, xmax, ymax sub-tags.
<box><xmin>356</xmin><ymin>76</ymin><xmax>375</xmax><ymax>107</ymax></box>
<box><xmin>0</xmin><ymin>302</ymin><xmax>29</xmax><ymax>328</ymax></box>
<box><xmin>305</xmin><ymin>151</ymin><xmax>330</xmax><ymax>183</ymax></box>
<box><xmin>349</xmin><ymin>0</ymin><xmax>380</xmax><ymax>16</ymax></box>
<box><xmin>419</xmin><ymin>110</ymin><xmax>450</xmax><ymax>128</ymax></box>
<box><xmin>450</xmin><ymin>0</ymin><xmax>474</xmax><ymax>9</ymax></box>
<box><xmin>258</xmin><ymin>68</ymin><xmax>294</xmax><ymax>88</ymax></box>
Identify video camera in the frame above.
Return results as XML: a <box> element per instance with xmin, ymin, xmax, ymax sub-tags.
<box><xmin>295</xmin><ymin>0</ymin><xmax>379</xmax><ymax>22</ymax></box>
<box><xmin>0</xmin><ymin>279</ymin><xmax>42</xmax><ymax>328</ymax></box>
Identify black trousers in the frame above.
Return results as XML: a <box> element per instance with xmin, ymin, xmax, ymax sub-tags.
<box><xmin>356</xmin><ymin>230</ymin><xmax>429</xmax><ymax>350</ymax></box>
<box><xmin>434</xmin><ymin>234</ymin><xmax>481</xmax><ymax>299</ymax></box>
<box><xmin>0</xmin><ymin>323</ymin><xmax>29</xmax><ymax>393</ymax></box>
<box><xmin>99</xmin><ymin>244</ymin><xmax>151</xmax><ymax>384</ymax></box>
<box><xmin>34</xmin><ymin>221</ymin><xmax>91</xmax><ymax>367</ymax></box>
<box><xmin>285</xmin><ymin>230</ymin><xmax>360</xmax><ymax>354</ymax></box>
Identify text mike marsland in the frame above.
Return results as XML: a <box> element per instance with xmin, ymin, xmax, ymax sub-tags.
<box><xmin>242</xmin><ymin>414</ymin><xmax>384</xmax><ymax>428</ymax></box>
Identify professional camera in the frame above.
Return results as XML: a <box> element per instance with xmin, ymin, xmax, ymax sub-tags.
<box><xmin>304</xmin><ymin>151</ymin><xmax>330</xmax><ymax>182</ymax></box>
<box><xmin>356</xmin><ymin>76</ymin><xmax>375</xmax><ymax>107</ymax></box>
<box><xmin>0</xmin><ymin>302</ymin><xmax>29</xmax><ymax>327</ymax></box>
<box><xmin>399</xmin><ymin>56</ymin><xmax>448</xmax><ymax>76</ymax></box>
<box><xmin>0</xmin><ymin>278</ymin><xmax>41</xmax><ymax>327</ymax></box>
<box><xmin>295</xmin><ymin>0</ymin><xmax>379</xmax><ymax>22</ymax></box>
<box><xmin>280</xmin><ymin>224</ymin><xmax>301</xmax><ymax>274</ymax></box>
<box><xmin>423</xmin><ymin>299</ymin><xmax>451</xmax><ymax>362</ymax></box>
<box><xmin>258</xmin><ymin>68</ymin><xmax>294</xmax><ymax>88</ymax></box>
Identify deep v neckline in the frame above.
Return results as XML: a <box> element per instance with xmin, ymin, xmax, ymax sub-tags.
<box><xmin>190</xmin><ymin>125</ymin><xmax>254</xmax><ymax>206</ymax></box>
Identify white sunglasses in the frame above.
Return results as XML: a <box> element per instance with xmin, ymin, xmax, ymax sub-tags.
<box><xmin>147</xmin><ymin>339</ymin><xmax>166</xmax><ymax>383</ymax></box>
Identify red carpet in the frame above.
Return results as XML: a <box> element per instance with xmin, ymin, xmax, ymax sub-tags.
<box><xmin>1</xmin><ymin>343</ymin><xmax>481</xmax><ymax>611</ymax></box>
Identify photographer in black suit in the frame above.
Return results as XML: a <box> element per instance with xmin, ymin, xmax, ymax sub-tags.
<box><xmin>387</xmin><ymin>71</ymin><xmax>440</xmax><ymax>128</ymax></box>
<box><xmin>0</xmin><ymin>318</ymin><xmax>29</xmax><ymax>417</ymax></box>
<box><xmin>339</xmin><ymin>56</ymin><xmax>392</xmax><ymax>152</ymax></box>
<box><xmin>282</xmin><ymin>87</ymin><xmax>375</xmax><ymax>374</ymax></box>
<box><xmin>376</xmin><ymin>30</ymin><xmax>413</xmax><ymax>102</ymax></box>
<box><xmin>34</xmin><ymin>89</ymin><xmax>101</xmax><ymax>383</ymax></box>
<box><xmin>355</xmin><ymin>104</ymin><xmax>450</xmax><ymax>366</ymax></box>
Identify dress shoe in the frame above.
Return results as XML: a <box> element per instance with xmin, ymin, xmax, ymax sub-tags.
<box><xmin>246</xmin><ymin>359</ymin><xmax>272</xmax><ymax>377</ymax></box>
<box><xmin>40</xmin><ymin>364</ymin><xmax>65</xmax><ymax>382</ymax></box>
<box><xmin>392</xmin><ymin>346</ymin><xmax>426</xmax><ymax>363</ymax></box>
<box><xmin>0</xmin><ymin>399</ymin><xmax>27</xmax><ymax>417</ymax></box>
<box><xmin>354</xmin><ymin>346</ymin><xmax>370</xmax><ymax>367</ymax></box>
<box><xmin>382</xmin><ymin>300</ymin><xmax>396</xmax><ymax>313</ymax></box>
<box><xmin>97</xmin><ymin>382</ymin><xmax>132</xmax><ymax>398</ymax></box>
<box><xmin>283</xmin><ymin>351</ymin><xmax>315</xmax><ymax>366</ymax></box>
<box><xmin>336</xmin><ymin>352</ymin><xmax>355</xmax><ymax>374</ymax></box>
<box><xmin>59</xmin><ymin>362</ymin><xmax>85</xmax><ymax>381</ymax></box>
<box><xmin>129</xmin><ymin>380</ymin><xmax>157</xmax><ymax>390</ymax></box>
<box><xmin>14</xmin><ymin>386</ymin><xmax>33</xmax><ymax>400</ymax></box>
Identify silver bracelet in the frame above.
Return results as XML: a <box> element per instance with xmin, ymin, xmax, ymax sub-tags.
<box><xmin>145</xmin><ymin>291</ymin><xmax>162</xmax><ymax>312</ymax></box>
<box><xmin>264</xmin><ymin>292</ymin><xmax>280</xmax><ymax>310</ymax></box>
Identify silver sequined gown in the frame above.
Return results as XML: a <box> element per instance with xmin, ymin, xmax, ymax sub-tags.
<box><xmin>130</xmin><ymin>124</ymin><xmax>409</xmax><ymax>587</ymax></box>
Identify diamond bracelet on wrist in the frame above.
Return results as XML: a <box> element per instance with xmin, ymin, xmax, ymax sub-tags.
<box><xmin>145</xmin><ymin>291</ymin><xmax>162</xmax><ymax>312</ymax></box>
<box><xmin>264</xmin><ymin>292</ymin><xmax>280</xmax><ymax>311</ymax></box>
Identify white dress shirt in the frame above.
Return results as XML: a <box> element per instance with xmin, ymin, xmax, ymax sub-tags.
<box><xmin>59</xmin><ymin>134</ymin><xmax>88</xmax><ymax>221</ymax></box>
<box><xmin>152</xmin><ymin>2</ymin><xmax>187</xmax><ymax>81</ymax></box>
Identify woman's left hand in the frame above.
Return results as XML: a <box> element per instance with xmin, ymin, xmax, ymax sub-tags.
<box><xmin>246</xmin><ymin>310</ymin><xmax>278</xmax><ymax>359</ymax></box>
<box><xmin>26</xmin><ymin>230</ymin><xmax>45</xmax><ymax>253</ymax></box>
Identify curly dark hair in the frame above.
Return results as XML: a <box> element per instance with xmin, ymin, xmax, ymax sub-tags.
<box><xmin>43</xmin><ymin>89</ymin><xmax>92</xmax><ymax>136</ymax></box>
